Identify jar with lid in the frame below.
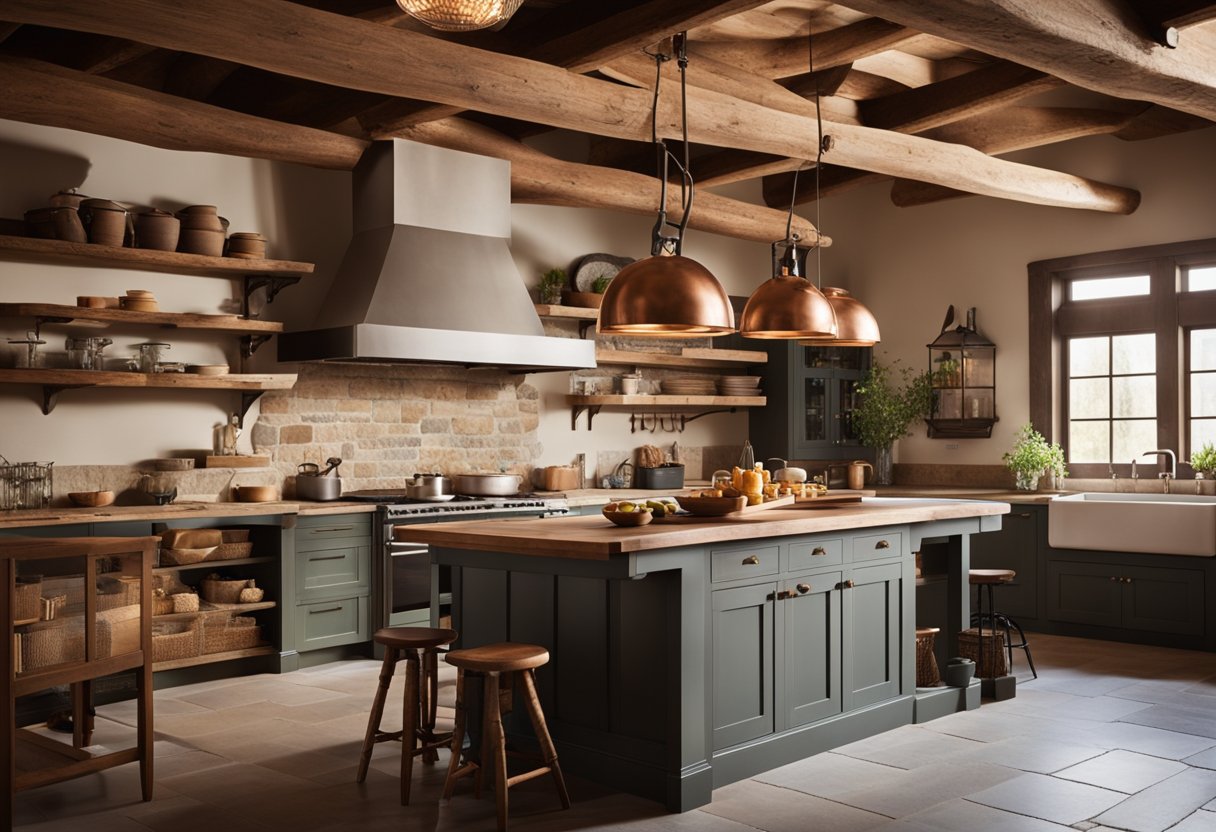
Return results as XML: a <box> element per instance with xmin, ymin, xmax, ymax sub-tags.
<box><xmin>8</xmin><ymin>331</ymin><xmax>46</xmax><ymax>368</ymax></box>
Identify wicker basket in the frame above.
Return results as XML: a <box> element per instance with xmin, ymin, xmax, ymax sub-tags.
<box><xmin>152</xmin><ymin>619</ymin><xmax>203</xmax><ymax>663</ymax></box>
<box><xmin>161</xmin><ymin>547</ymin><xmax>217</xmax><ymax>566</ymax></box>
<box><xmin>915</xmin><ymin>627</ymin><xmax>941</xmax><ymax>687</ymax></box>
<box><xmin>958</xmin><ymin>627</ymin><xmax>1009</xmax><ymax>678</ymax></box>
<box><xmin>203</xmin><ymin>616</ymin><xmax>261</xmax><ymax>654</ymax></box>
<box><xmin>97</xmin><ymin>576</ymin><xmax>141</xmax><ymax>611</ymax></box>
<box><xmin>40</xmin><ymin>575</ymin><xmax>85</xmax><ymax>610</ymax></box>
<box><xmin>208</xmin><ymin>541</ymin><xmax>254</xmax><ymax>561</ymax></box>
<box><xmin>218</xmin><ymin>529</ymin><xmax>251</xmax><ymax>544</ymax></box>
<box><xmin>14</xmin><ymin>579</ymin><xmax>41</xmax><ymax>621</ymax></box>
<box><xmin>21</xmin><ymin>622</ymin><xmax>85</xmax><ymax>671</ymax></box>
<box><xmin>96</xmin><ymin>605</ymin><xmax>142</xmax><ymax>658</ymax></box>
<box><xmin>172</xmin><ymin>592</ymin><xmax>200</xmax><ymax>613</ymax></box>
<box><xmin>200</xmin><ymin>577</ymin><xmax>252</xmax><ymax>604</ymax></box>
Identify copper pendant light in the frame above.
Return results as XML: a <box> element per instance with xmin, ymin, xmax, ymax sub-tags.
<box><xmin>596</xmin><ymin>35</ymin><xmax>735</xmax><ymax>338</ymax></box>
<box><xmin>740</xmin><ymin>240</ymin><xmax>837</xmax><ymax>339</ymax></box>
<box><xmin>813</xmin><ymin>287</ymin><xmax>881</xmax><ymax>346</ymax></box>
<box><xmin>394</xmin><ymin>0</ymin><xmax>523</xmax><ymax>31</ymax></box>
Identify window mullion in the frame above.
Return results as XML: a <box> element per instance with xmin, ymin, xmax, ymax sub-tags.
<box><xmin>1152</xmin><ymin>256</ymin><xmax>1181</xmax><ymax>455</ymax></box>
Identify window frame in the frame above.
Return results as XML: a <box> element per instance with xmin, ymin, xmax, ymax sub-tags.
<box><xmin>1029</xmin><ymin>237</ymin><xmax>1216</xmax><ymax>478</ymax></box>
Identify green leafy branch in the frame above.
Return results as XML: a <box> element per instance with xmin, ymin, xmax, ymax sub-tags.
<box><xmin>851</xmin><ymin>360</ymin><xmax>934</xmax><ymax>449</ymax></box>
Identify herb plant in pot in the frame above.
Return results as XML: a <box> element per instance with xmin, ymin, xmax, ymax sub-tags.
<box><xmin>1004</xmin><ymin>423</ymin><xmax>1066</xmax><ymax>491</ymax></box>
<box><xmin>1191</xmin><ymin>442</ymin><xmax>1216</xmax><ymax>483</ymax></box>
<box><xmin>538</xmin><ymin>267</ymin><xmax>566</xmax><ymax>305</ymax></box>
<box><xmin>562</xmin><ymin>274</ymin><xmax>611</xmax><ymax>309</ymax></box>
<box><xmin>851</xmin><ymin>360</ymin><xmax>933</xmax><ymax>486</ymax></box>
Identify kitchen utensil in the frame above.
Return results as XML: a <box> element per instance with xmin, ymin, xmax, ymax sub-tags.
<box><xmin>77</xmin><ymin>295</ymin><xmax>108</xmax><ymax>308</ymax></box>
<box><xmin>48</xmin><ymin>190</ymin><xmax>89</xmax><ymax>209</ymax></box>
<box><xmin>295</xmin><ymin>473</ymin><xmax>342</xmax><ymax>501</ymax></box>
<box><xmin>453</xmin><ymin>472</ymin><xmax>522</xmax><ymax>496</ymax></box>
<box><xmin>322</xmin><ymin>457</ymin><xmax>342</xmax><ymax>476</ymax></box>
<box><xmin>233</xmin><ymin>485</ymin><xmax>277</xmax><ymax>503</ymax></box>
<box><xmin>618</xmin><ymin>373</ymin><xmax>641</xmax><ymax>395</ymax></box>
<box><xmin>135</xmin><ymin>209</ymin><xmax>180</xmax><ymax>251</ymax></box>
<box><xmin>943</xmin><ymin>657</ymin><xmax>975</xmax><ymax>688</ymax></box>
<box><xmin>298</xmin><ymin>462</ymin><xmax>320</xmax><ymax>476</ymax></box>
<box><xmin>407</xmin><ymin>472</ymin><xmax>453</xmax><ymax>499</ymax></box>
<box><xmin>23</xmin><ymin>207</ymin><xmax>58</xmax><ymax>239</ymax></box>
<box><xmin>773</xmin><ymin>467</ymin><xmax>807</xmax><ymax>483</ymax></box>
<box><xmin>847</xmin><ymin>460</ymin><xmax>874</xmax><ymax>490</ymax></box>
<box><xmin>635</xmin><ymin>463</ymin><xmax>684</xmax><ymax>490</ymax></box>
<box><xmin>68</xmin><ymin>490</ymin><xmax>115</xmax><ymax>507</ymax></box>
<box><xmin>602</xmin><ymin>506</ymin><xmax>653</xmax><ymax>527</ymax></box>
<box><xmin>139</xmin><ymin>473</ymin><xmax>176</xmax><ymax>505</ymax></box>
<box><xmin>50</xmin><ymin>206</ymin><xmax>87</xmax><ymax>243</ymax></box>
<box><xmin>674</xmin><ymin>494</ymin><xmax>747</xmax><ymax>516</ymax></box>
<box><xmin>80</xmin><ymin>198</ymin><xmax>128</xmax><ymax>246</ymax></box>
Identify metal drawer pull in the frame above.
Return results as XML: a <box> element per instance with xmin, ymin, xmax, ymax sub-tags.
<box><xmin>309</xmin><ymin>606</ymin><xmax>344</xmax><ymax>614</ymax></box>
<box><xmin>796</xmin><ymin>583</ymin><xmax>811</xmax><ymax>594</ymax></box>
<box><xmin>874</xmin><ymin>539</ymin><xmax>891</xmax><ymax>550</ymax></box>
<box><xmin>308</xmin><ymin>554</ymin><xmax>346</xmax><ymax>562</ymax></box>
<box><xmin>1109</xmin><ymin>576</ymin><xmax>1119</xmax><ymax>582</ymax></box>
<box><xmin>310</xmin><ymin>525</ymin><xmax>355</xmax><ymax>534</ymax></box>
<box><xmin>742</xmin><ymin>555</ymin><xmax>760</xmax><ymax>565</ymax></box>
<box><xmin>811</xmin><ymin>547</ymin><xmax>827</xmax><ymax>557</ymax></box>
<box><xmin>837</xmin><ymin>579</ymin><xmax>856</xmax><ymax>590</ymax></box>
<box><xmin>1014</xmin><ymin>512</ymin><xmax>1032</xmax><ymax>518</ymax></box>
<box><xmin>776</xmin><ymin>589</ymin><xmax>794</xmax><ymax>600</ymax></box>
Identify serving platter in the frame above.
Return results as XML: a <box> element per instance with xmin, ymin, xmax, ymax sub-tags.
<box><xmin>674</xmin><ymin>493</ymin><xmax>795</xmax><ymax>517</ymax></box>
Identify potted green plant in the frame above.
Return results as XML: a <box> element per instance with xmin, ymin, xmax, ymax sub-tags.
<box><xmin>851</xmin><ymin>360</ymin><xmax>933</xmax><ymax>485</ymax></box>
<box><xmin>538</xmin><ymin>268</ymin><xmax>566</xmax><ymax>305</ymax></box>
<box><xmin>1003</xmin><ymin>423</ymin><xmax>1067</xmax><ymax>491</ymax></box>
<box><xmin>1191</xmin><ymin>442</ymin><xmax>1216</xmax><ymax>479</ymax></box>
<box><xmin>591</xmin><ymin>275</ymin><xmax>612</xmax><ymax>294</ymax></box>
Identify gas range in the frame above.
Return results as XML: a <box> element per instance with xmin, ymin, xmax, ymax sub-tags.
<box><xmin>343</xmin><ymin>489</ymin><xmax>569</xmax><ymax>520</ymax></box>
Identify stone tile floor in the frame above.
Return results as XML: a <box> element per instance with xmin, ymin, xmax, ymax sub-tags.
<box><xmin>12</xmin><ymin>633</ymin><xmax>1216</xmax><ymax>831</ymax></box>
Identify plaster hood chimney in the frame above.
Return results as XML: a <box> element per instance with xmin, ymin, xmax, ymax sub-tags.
<box><xmin>277</xmin><ymin>139</ymin><xmax>595</xmax><ymax>372</ymax></box>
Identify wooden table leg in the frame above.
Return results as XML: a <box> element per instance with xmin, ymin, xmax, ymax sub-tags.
<box><xmin>137</xmin><ymin>660</ymin><xmax>153</xmax><ymax>801</ymax></box>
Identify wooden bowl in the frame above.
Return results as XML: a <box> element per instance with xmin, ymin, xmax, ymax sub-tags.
<box><xmin>562</xmin><ymin>291</ymin><xmax>604</xmax><ymax>309</ymax></box>
<box><xmin>602</xmin><ymin>507</ymin><xmax>653</xmax><ymax>527</ymax></box>
<box><xmin>186</xmin><ymin>364</ymin><xmax>229</xmax><ymax>376</ymax></box>
<box><xmin>233</xmin><ymin>485</ymin><xmax>277</xmax><ymax>503</ymax></box>
<box><xmin>68</xmin><ymin>490</ymin><xmax>115</xmax><ymax>507</ymax></box>
<box><xmin>674</xmin><ymin>494</ymin><xmax>747</xmax><ymax>516</ymax></box>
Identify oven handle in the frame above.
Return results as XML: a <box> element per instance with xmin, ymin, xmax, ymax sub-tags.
<box><xmin>389</xmin><ymin>543</ymin><xmax>429</xmax><ymax>555</ymax></box>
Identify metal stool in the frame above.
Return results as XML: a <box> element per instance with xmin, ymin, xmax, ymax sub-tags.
<box><xmin>443</xmin><ymin>642</ymin><xmax>570</xmax><ymax>831</ymax></box>
<box><xmin>969</xmin><ymin>569</ymin><xmax>1037</xmax><ymax>679</ymax></box>
<box><xmin>356</xmin><ymin>626</ymin><xmax>458</xmax><ymax>805</ymax></box>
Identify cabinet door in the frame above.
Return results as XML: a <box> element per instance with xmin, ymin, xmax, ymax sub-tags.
<box><xmin>296</xmin><ymin>539</ymin><xmax>371</xmax><ymax>601</ymax></box>
<box><xmin>799</xmin><ymin>374</ymin><xmax>831</xmax><ymax>449</ymax></box>
<box><xmin>1046</xmin><ymin>561</ymin><xmax>1122</xmax><ymax>627</ymax></box>
<box><xmin>843</xmin><ymin>562</ymin><xmax>902</xmax><ymax>711</ymax></box>
<box><xmin>783</xmin><ymin>572</ymin><xmax>842</xmax><ymax>729</ymax></box>
<box><xmin>970</xmin><ymin>509</ymin><xmax>1038</xmax><ymax>619</ymax></box>
<box><xmin>1122</xmin><ymin>564</ymin><xmax>1205</xmax><ymax>635</ymax></box>
<box><xmin>712</xmin><ymin>582</ymin><xmax>775</xmax><ymax>750</ymax></box>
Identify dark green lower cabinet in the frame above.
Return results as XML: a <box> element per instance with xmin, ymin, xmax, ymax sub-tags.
<box><xmin>712</xmin><ymin>582</ymin><xmax>775</xmax><ymax>750</ymax></box>
<box><xmin>844</xmin><ymin>562</ymin><xmax>902</xmax><ymax>710</ymax></box>
<box><xmin>970</xmin><ymin>509</ymin><xmax>1038</xmax><ymax>620</ymax></box>
<box><xmin>1048</xmin><ymin>559</ymin><xmax>1204</xmax><ymax>636</ymax></box>
<box><xmin>782</xmin><ymin>572</ymin><xmax>842</xmax><ymax>729</ymax></box>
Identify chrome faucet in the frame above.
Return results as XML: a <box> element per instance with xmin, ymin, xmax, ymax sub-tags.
<box><xmin>1142</xmin><ymin>449</ymin><xmax>1177</xmax><ymax>493</ymax></box>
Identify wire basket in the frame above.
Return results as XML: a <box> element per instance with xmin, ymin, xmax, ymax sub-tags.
<box><xmin>0</xmin><ymin>459</ymin><xmax>53</xmax><ymax>511</ymax></box>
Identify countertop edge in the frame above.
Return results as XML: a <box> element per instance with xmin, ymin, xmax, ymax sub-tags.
<box><xmin>0</xmin><ymin>500</ymin><xmax>378</xmax><ymax>528</ymax></box>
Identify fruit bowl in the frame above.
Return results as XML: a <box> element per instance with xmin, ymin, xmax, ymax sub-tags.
<box><xmin>602</xmin><ymin>505</ymin><xmax>653</xmax><ymax>527</ymax></box>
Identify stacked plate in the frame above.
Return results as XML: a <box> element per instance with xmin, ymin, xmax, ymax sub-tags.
<box><xmin>717</xmin><ymin>375</ymin><xmax>763</xmax><ymax>396</ymax></box>
<box><xmin>661</xmin><ymin>377</ymin><xmax>718</xmax><ymax>396</ymax></box>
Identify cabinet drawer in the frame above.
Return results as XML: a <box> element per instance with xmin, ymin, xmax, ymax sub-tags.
<box><xmin>296</xmin><ymin>515</ymin><xmax>371</xmax><ymax>549</ymax></box>
<box><xmin>853</xmin><ymin>531</ymin><xmax>903</xmax><ymax>562</ymax></box>
<box><xmin>296</xmin><ymin>540</ymin><xmax>370</xmax><ymax>600</ymax></box>
<box><xmin>297</xmin><ymin>596</ymin><xmax>368</xmax><ymax>651</ymax></box>
<box><xmin>788</xmin><ymin>538</ymin><xmax>845</xmax><ymax>571</ymax></box>
<box><xmin>711</xmin><ymin>545</ymin><xmax>779</xmax><ymax>583</ymax></box>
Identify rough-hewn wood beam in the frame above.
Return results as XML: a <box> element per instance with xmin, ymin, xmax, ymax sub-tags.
<box><xmin>835</xmin><ymin>0</ymin><xmax>1216</xmax><ymax>122</ymax></box>
<box><xmin>691</xmin><ymin>17</ymin><xmax>917</xmax><ymax>79</ymax></box>
<box><xmin>0</xmin><ymin>56</ymin><xmax>367</xmax><ymax>169</ymax></box>
<box><xmin>763</xmin><ymin>167</ymin><xmax>884</xmax><ymax>208</ymax></box>
<box><xmin>6</xmin><ymin>0</ymin><xmax>1141</xmax><ymax>213</ymax></box>
<box><xmin>1129</xmin><ymin>0</ymin><xmax>1216</xmax><ymax>30</ymax></box>
<box><xmin>697</xmin><ymin>150</ymin><xmax>803</xmax><ymax>188</ymax></box>
<box><xmin>73</xmin><ymin>38</ymin><xmax>156</xmax><ymax>74</ymax></box>
<box><xmin>395</xmin><ymin>118</ymin><xmax>827</xmax><ymax>246</ymax></box>
<box><xmin>0</xmin><ymin>22</ymin><xmax>22</xmax><ymax>44</ymax></box>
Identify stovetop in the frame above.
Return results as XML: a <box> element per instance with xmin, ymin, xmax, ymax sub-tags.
<box><xmin>343</xmin><ymin>490</ymin><xmax>568</xmax><ymax>519</ymax></box>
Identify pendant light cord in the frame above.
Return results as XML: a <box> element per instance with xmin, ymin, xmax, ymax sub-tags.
<box><xmin>811</xmin><ymin>27</ymin><xmax>825</xmax><ymax>291</ymax></box>
<box><xmin>644</xmin><ymin>35</ymin><xmax>694</xmax><ymax>257</ymax></box>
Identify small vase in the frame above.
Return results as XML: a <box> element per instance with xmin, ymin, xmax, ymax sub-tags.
<box><xmin>1014</xmin><ymin>470</ymin><xmax>1040</xmax><ymax>492</ymax></box>
<box><xmin>874</xmin><ymin>445</ymin><xmax>894</xmax><ymax>486</ymax></box>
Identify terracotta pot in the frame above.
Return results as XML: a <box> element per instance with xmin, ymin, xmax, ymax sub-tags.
<box><xmin>226</xmin><ymin>232</ymin><xmax>266</xmax><ymax>259</ymax></box>
<box><xmin>80</xmin><ymin>199</ymin><xmax>127</xmax><ymax>247</ymax></box>
<box><xmin>49</xmin><ymin>207</ymin><xmax>86</xmax><ymax>243</ymax></box>
<box><xmin>24</xmin><ymin>207</ymin><xmax>59</xmax><ymax>239</ymax></box>
<box><xmin>135</xmin><ymin>209</ymin><xmax>180</xmax><ymax>251</ymax></box>
<box><xmin>178</xmin><ymin>205</ymin><xmax>229</xmax><ymax>232</ymax></box>
<box><xmin>178</xmin><ymin>228</ymin><xmax>225</xmax><ymax>257</ymax></box>
<box><xmin>48</xmin><ymin>190</ymin><xmax>89</xmax><ymax>209</ymax></box>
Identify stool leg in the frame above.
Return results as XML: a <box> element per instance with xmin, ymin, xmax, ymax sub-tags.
<box><xmin>401</xmin><ymin>651</ymin><xmax>420</xmax><ymax>806</ymax></box>
<box><xmin>442</xmin><ymin>668</ymin><xmax>467</xmax><ymax>800</ymax></box>
<box><xmin>484</xmin><ymin>671</ymin><xmax>509</xmax><ymax>832</ymax></box>
<box><xmin>520</xmin><ymin>668</ymin><xmax>570</xmax><ymax>810</ymax></box>
<box><xmin>1009</xmin><ymin>617</ymin><xmax>1038</xmax><ymax>679</ymax></box>
<box><xmin>476</xmin><ymin>672</ymin><xmax>492</xmax><ymax>799</ymax></box>
<box><xmin>421</xmin><ymin>648</ymin><xmax>440</xmax><ymax>764</ymax></box>
<box><xmin>357</xmin><ymin>646</ymin><xmax>399</xmax><ymax>783</ymax></box>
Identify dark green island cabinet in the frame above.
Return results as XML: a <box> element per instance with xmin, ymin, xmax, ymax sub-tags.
<box><xmin>404</xmin><ymin>497</ymin><xmax>1006</xmax><ymax>812</ymax></box>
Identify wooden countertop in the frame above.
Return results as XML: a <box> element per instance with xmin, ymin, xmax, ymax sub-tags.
<box><xmin>397</xmin><ymin>497</ymin><xmax>1010</xmax><ymax>560</ymax></box>
<box><xmin>0</xmin><ymin>500</ymin><xmax>377</xmax><ymax>528</ymax></box>
<box><xmin>872</xmin><ymin>486</ymin><xmax>1068</xmax><ymax>505</ymax></box>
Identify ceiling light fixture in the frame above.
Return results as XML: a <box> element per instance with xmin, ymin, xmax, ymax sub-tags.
<box><xmin>597</xmin><ymin>34</ymin><xmax>735</xmax><ymax>338</ymax></box>
<box><xmin>394</xmin><ymin>0</ymin><xmax>523</xmax><ymax>32</ymax></box>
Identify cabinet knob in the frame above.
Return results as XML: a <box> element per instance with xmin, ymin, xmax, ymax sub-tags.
<box><xmin>837</xmin><ymin>579</ymin><xmax>855</xmax><ymax>590</ymax></box>
<box><xmin>1109</xmin><ymin>575</ymin><xmax>1119</xmax><ymax>582</ymax></box>
<box><xmin>812</xmin><ymin>546</ymin><xmax>827</xmax><ymax>557</ymax></box>
<box><xmin>796</xmin><ymin>583</ymin><xmax>811</xmax><ymax>594</ymax></box>
<box><xmin>874</xmin><ymin>539</ymin><xmax>891</xmax><ymax>550</ymax></box>
<box><xmin>742</xmin><ymin>554</ymin><xmax>760</xmax><ymax>566</ymax></box>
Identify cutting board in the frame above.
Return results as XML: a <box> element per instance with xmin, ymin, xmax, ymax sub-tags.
<box><xmin>779</xmin><ymin>493</ymin><xmax>866</xmax><ymax>509</ymax></box>
<box><xmin>205</xmin><ymin>454</ymin><xmax>271</xmax><ymax>468</ymax></box>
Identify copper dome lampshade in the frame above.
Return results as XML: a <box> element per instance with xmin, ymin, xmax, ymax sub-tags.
<box><xmin>395</xmin><ymin>0</ymin><xmax>523</xmax><ymax>31</ymax></box>
<box><xmin>594</xmin><ymin>34</ymin><xmax>735</xmax><ymax>338</ymax></box>
<box><xmin>803</xmin><ymin>287</ymin><xmax>881</xmax><ymax>347</ymax></box>
<box><xmin>741</xmin><ymin>241</ymin><xmax>838</xmax><ymax>339</ymax></box>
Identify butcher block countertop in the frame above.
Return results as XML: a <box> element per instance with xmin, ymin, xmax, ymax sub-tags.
<box><xmin>398</xmin><ymin>497</ymin><xmax>1010</xmax><ymax>560</ymax></box>
<box><xmin>0</xmin><ymin>500</ymin><xmax>377</xmax><ymax>529</ymax></box>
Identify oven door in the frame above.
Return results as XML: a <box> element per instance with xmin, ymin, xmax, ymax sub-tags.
<box><xmin>386</xmin><ymin>536</ymin><xmax>451</xmax><ymax>627</ymax></box>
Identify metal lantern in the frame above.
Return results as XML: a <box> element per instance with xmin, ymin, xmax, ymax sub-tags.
<box><xmin>926</xmin><ymin>306</ymin><xmax>997</xmax><ymax>438</ymax></box>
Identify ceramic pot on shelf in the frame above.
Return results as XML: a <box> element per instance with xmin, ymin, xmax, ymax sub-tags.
<box><xmin>135</xmin><ymin>209</ymin><xmax>180</xmax><ymax>251</ymax></box>
<box><xmin>80</xmin><ymin>198</ymin><xmax>128</xmax><ymax>247</ymax></box>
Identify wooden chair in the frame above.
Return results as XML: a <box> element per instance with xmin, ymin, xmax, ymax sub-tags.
<box><xmin>355</xmin><ymin>626</ymin><xmax>457</xmax><ymax>805</ymax></box>
<box><xmin>442</xmin><ymin>642</ymin><xmax>570</xmax><ymax>831</ymax></box>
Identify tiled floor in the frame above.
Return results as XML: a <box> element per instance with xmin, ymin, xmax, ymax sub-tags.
<box><xmin>13</xmin><ymin>633</ymin><xmax>1216</xmax><ymax>832</ymax></box>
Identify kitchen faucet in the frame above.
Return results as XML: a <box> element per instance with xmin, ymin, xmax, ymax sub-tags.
<box><xmin>1142</xmin><ymin>449</ymin><xmax>1177</xmax><ymax>493</ymax></box>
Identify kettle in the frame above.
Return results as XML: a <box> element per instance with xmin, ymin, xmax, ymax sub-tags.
<box><xmin>847</xmin><ymin>460</ymin><xmax>874</xmax><ymax>491</ymax></box>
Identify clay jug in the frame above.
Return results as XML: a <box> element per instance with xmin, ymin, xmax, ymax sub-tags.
<box><xmin>847</xmin><ymin>460</ymin><xmax>874</xmax><ymax>491</ymax></box>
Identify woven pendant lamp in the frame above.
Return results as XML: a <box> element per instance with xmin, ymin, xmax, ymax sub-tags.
<box><xmin>395</xmin><ymin>0</ymin><xmax>523</xmax><ymax>31</ymax></box>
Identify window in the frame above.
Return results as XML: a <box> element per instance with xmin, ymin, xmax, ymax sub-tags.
<box><xmin>1030</xmin><ymin>239</ymin><xmax>1216</xmax><ymax>476</ymax></box>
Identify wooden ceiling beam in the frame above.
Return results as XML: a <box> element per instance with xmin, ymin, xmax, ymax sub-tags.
<box><xmin>696</xmin><ymin>150</ymin><xmax>803</xmax><ymax>188</ymax></box>
<box><xmin>691</xmin><ymin>17</ymin><xmax>917</xmax><ymax>79</ymax></box>
<box><xmin>4</xmin><ymin>0</ymin><xmax>1140</xmax><ymax>213</ymax></box>
<box><xmin>762</xmin><ymin>167</ymin><xmax>884</xmax><ymax>208</ymax></box>
<box><xmin>0</xmin><ymin>56</ymin><xmax>367</xmax><ymax>169</ymax></box>
<box><xmin>395</xmin><ymin>117</ymin><xmax>827</xmax><ymax>246</ymax></box>
<box><xmin>0</xmin><ymin>22</ymin><xmax>22</xmax><ymax>43</ymax></box>
<box><xmin>72</xmin><ymin>38</ymin><xmax>157</xmax><ymax>74</ymax></box>
<box><xmin>834</xmin><ymin>0</ymin><xmax>1216</xmax><ymax>122</ymax></box>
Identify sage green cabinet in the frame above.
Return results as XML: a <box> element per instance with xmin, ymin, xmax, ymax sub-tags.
<box><xmin>297</xmin><ymin>596</ymin><xmax>368</xmax><ymax>651</ymax></box>
<box><xmin>1048</xmin><ymin>560</ymin><xmax>1204</xmax><ymax>636</ymax></box>
<box><xmin>712</xmin><ymin>581</ymin><xmax>776</xmax><ymax>749</ymax></box>
<box><xmin>782</xmin><ymin>571</ymin><xmax>842</xmax><ymax>728</ymax></box>
<box><xmin>293</xmin><ymin>513</ymin><xmax>372</xmax><ymax>652</ymax></box>
<box><xmin>844</xmin><ymin>562</ymin><xmax>902</xmax><ymax>710</ymax></box>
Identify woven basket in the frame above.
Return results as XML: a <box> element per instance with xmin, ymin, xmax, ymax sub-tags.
<box><xmin>203</xmin><ymin>616</ymin><xmax>261</xmax><ymax>654</ymax></box>
<box><xmin>22</xmin><ymin>622</ymin><xmax>85</xmax><ymax>671</ymax></box>
<box><xmin>40</xmin><ymin>575</ymin><xmax>85</xmax><ymax>610</ymax></box>
<box><xmin>915</xmin><ymin>628</ymin><xmax>941</xmax><ymax>687</ymax></box>
<box><xmin>200</xmin><ymin>577</ymin><xmax>252</xmax><ymax>604</ymax></box>
<box><xmin>152</xmin><ymin>619</ymin><xmax>203</xmax><ymax>663</ymax></box>
<box><xmin>97</xmin><ymin>576</ymin><xmax>141</xmax><ymax>611</ymax></box>
<box><xmin>161</xmin><ymin>547</ymin><xmax>217</xmax><ymax>566</ymax></box>
<box><xmin>172</xmin><ymin>592</ymin><xmax>200</xmax><ymax>613</ymax></box>
<box><xmin>96</xmin><ymin>605</ymin><xmax>142</xmax><ymax>658</ymax></box>
<box><xmin>208</xmin><ymin>541</ymin><xmax>254</xmax><ymax>561</ymax></box>
<box><xmin>958</xmin><ymin>627</ymin><xmax>1009</xmax><ymax>678</ymax></box>
<box><xmin>14</xmin><ymin>579</ymin><xmax>41</xmax><ymax>621</ymax></box>
<box><xmin>218</xmin><ymin>529</ymin><xmax>251</xmax><ymax>544</ymax></box>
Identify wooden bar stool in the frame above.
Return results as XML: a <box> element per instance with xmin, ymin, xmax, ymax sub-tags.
<box><xmin>356</xmin><ymin>626</ymin><xmax>457</xmax><ymax>805</ymax></box>
<box><xmin>442</xmin><ymin>642</ymin><xmax>570</xmax><ymax>831</ymax></box>
<box><xmin>969</xmin><ymin>569</ymin><xmax>1037</xmax><ymax>679</ymax></box>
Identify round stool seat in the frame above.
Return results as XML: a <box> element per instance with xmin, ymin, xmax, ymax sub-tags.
<box><xmin>373</xmin><ymin>626</ymin><xmax>458</xmax><ymax>650</ymax></box>
<box><xmin>915</xmin><ymin>626</ymin><xmax>940</xmax><ymax>637</ymax></box>
<box><xmin>969</xmin><ymin>568</ymin><xmax>1016</xmax><ymax>585</ymax></box>
<box><xmin>445</xmin><ymin>642</ymin><xmax>549</xmax><ymax>673</ymax></box>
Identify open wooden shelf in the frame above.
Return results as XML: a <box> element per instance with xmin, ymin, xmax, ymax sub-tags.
<box><xmin>567</xmin><ymin>394</ymin><xmax>766</xmax><ymax>407</ymax></box>
<box><xmin>151</xmin><ymin>600</ymin><xmax>277</xmax><ymax>623</ymax></box>
<box><xmin>0</xmin><ymin>234</ymin><xmax>313</xmax><ymax>278</ymax></box>
<box><xmin>534</xmin><ymin>303</ymin><xmax>599</xmax><ymax>321</ymax></box>
<box><xmin>153</xmin><ymin>644</ymin><xmax>276</xmax><ymax>671</ymax></box>
<box><xmin>153</xmin><ymin>556</ymin><xmax>274</xmax><ymax>574</ymax></box>
<box><xmin>0</xmin><ymin>303</ymin><xmax>283</xmax><ymax>333</ymax></box>
<box><xmin>596</xmin><ymin>348</ymin><xmax>768</xmax><ymax>369</ymax></box>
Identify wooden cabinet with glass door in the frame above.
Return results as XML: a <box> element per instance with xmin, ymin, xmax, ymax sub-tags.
<box><xmin>3</xmin><ymin>535</ymin><xmax>157</xmax><ymax>831</ymax></box>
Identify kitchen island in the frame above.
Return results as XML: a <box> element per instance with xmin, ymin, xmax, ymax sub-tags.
<box><xmin>401</xmin><ymin>497</ymin><xmax>1008</xmax><ymax>811</ymax></box>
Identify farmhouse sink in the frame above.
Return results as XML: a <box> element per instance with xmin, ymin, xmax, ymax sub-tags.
<box><xmin>1049</xmin><ymin>492</ymin><xmax>1216</xmax><ymax>556</ymax></box>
